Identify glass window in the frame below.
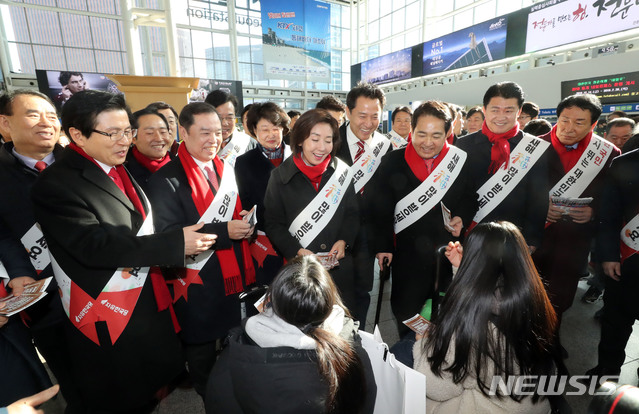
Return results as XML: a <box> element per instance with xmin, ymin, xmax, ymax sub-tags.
<box><xmin>250</xmin><ymin>37</ymin><xmax>262</xmax><ymax>63</ymax></box>
<box><xmin>368</xmin><ymin>0</ymin><xmax>380</xmax><ymax>21</ymax></box>
<box><xmin>214</xmin><ymin>60</ymin><xmax>231</xmax><ymax>79</ymax></box>
<box><xmin>239</xmin><ymin>62</ymin><xmax>252</xmax><ymax>82</ymax></box>
<box><xmin>368</xmin><ymin>20</ymin><xmax>379</xmax><ymax>43</ymax></box>
<box><xmin>379</xmin><ymin>15</ymin><xmax>391</xmax><ymax>40</ymax></box>
<box><xmin>90</xmin><ymin>17</ymin><xmax>120</xmax><ymax>50</ymax></box>
<box><xmin>10</xmin><ymin>43</ymin><xmax>35</xmax><ymax>74</ymax></box>
<box><xmin>380</xmin><ymin>0</ymin><xmax>391</xmax><ymax>17</ymax></box>
<box><xmin>392</xmin><ymin>35</ymin><xmax>405</xmax><ymax>53</ymax></box>
<box><xmin>453</xmin><ymin>9</ymin><xmax>473</xmax><ymax>31</ymax></box>
<box><xmin>60</xmin><ymin>14</ymin><xmax>92</xmax><ymax>48</ymax></box>
<box><xmin>392</xmin><ymin>10</ymin><xmax>405</xmax><ymax>34</ymax></box>
<box><xmin>211</xmin><ymin>33</ymin><xmax>230</xmax><ymax>61</ymax></box>
<box><xmin>32</xmin><ymin>45</ymin><xmax>65</xmax><ymax>69</ymax></box>
<box><xmin>177</xmin><ymin>29</ymin><xmax>193</xmax><ymax>57</ymax></box>
<box><xmin>191</xmin><ymin>30</ymin><xmax>213</xmax><ymax>59</ymax></box>
<box><xmin>455</xmin><ymin>0</ymin><xmax>474</xmax><ymax>8</ymax></box>
<box><xmin>95</xmin><ymin>50</ymin><xmax>123</xmax><ymax>74</ymax></box>
<box><xmin>496</xmin><ymin>0</ymin><xmax>518</xmax><ymax>15</ymax></box>
<box><xmin>237</xmin><ymin>35</ymin><xmax>251</xmax><ymax>63</ymax></box>
<box><xmin>342</xmin><ymin>5</ymin><xmax>350</xmax><ymax>27</ymax></box>
<box><xmin>341</xmin><ymin>28</ymin><xmax>350</xmax><ymax>51</ymax></box>
<box><xmin>379</xmin><ymin>39</ymin><xmax>391</xmax><ymax>55</ymax></box>
<box><xmin>57</xmin><ymin>0</ymin><xmax>87</xmax><ymax>11</ymax></box>
<box><xmin>406</xmin><ymin>2</ymin><xmax>420</xmax><ymax>29</ymax></box>
<box><xmin>25</xmin><ymin>0</ymin><xmax>56</xmax><ymax>6</ymax></box>
<box><xmin>65</xmin><ymin>48</ymin><xmax>96</xmax><ymax>72</ymax></box>
<box><xmin>180</xmin><ymin>57</ymin><xmax>195</xmax><ymax>77</ymax></box>
<box><xmin>152</xmin><ymin>54</ymin><xmax>168</xmax><ymax>76</ymax></box>
<box><xmin>27</xmin><ymin>9</ymin><xmax>63</xmax><ymax>45</ymax></box>
<box><xmin>476</xmin><ymin>1</ymin><xmax>497</xmax><ymax>22</ymax></box>
<box><xmin>5</xmin><ymin>6</ymin><xmax>29</xmax><ymax>43</ymax></box>
<box><xmin>252</xmin><ymin>63</ymin><xmax>265</xmax><ymax>83</ymax></box>
<box><xmin>331</xmin><ymin>27</ymin><xmax>342</xmax><ymax>48</ymax></box>
<box><xmin>193</xmin><ymin>58</ymin><xmax>211</xmax><ymax>78</ymax></box>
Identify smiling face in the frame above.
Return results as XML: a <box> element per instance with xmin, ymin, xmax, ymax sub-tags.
<box><xmin>466</xmin><ymin>112</ymin><xmax>484</xmax><ymax>133</ymax></box>
<box><xmin>255</xmin><ymin>118</ymin><xmax>283</xmax><ymax>150</ymax></box>
<box><xmin>74</xmin><ymin>109</ymin><xmax>132</xmax><ymax>167</ymax></box>
<box><xmin>157</xmin><ymin>108</ymin><xmax>178</xmax><ymax>142</ymax></box>
<box><xmin>180</xmin><ymin>112</ymin><xmax>223</xmax><ymax>162</ymax></box>
<box><xmin>411</xmin><ymin>114</ymin><xmax>448</xmax><ymax>160</ymax></box>
<box><xmin>556</xmin><ymin>106</ymin><xmax>595</xmax><ymax>146</ymax></box>
<box><xmin>215</xmin><ymin>101</ymin><xmax>236</xmax><ymax>141</ymax></box>
<box><xmin>483</xmin><ymin>97</ymin><xmax>521</xmax><ymax>135</ymax></box>
<box><xmin>392</xmin><ymin>111</ymin><xmax>412</xmax><ymax>138</ymax></box>
<box><xmin>133</xmin><ymin>114</ymin><xmax>171</xmax><ymax>160</ymax></box>
<box><xmin>346</xmin><ymin>96</ymin><xmax>382</xmax><ymax>141</ymax></box>
<box><xmin>300</xmin><ymin>123</ymin><xmax>333</xmax><ymax>166</ymax></box>
<box><xmin>1</xmin><ymin>94</ymin><xmax>60</xmax><ymax>159</ymax></box>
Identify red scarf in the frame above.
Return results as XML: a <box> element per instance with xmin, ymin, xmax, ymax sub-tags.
<box><xmin>177</xmin><ymin>144</ymin><xmax>255</xmax><ymax>295</ymax></box>
<box><xmin>446</xmin><ymin>133</ymin><xmax>455</xmax><ymax>145</ymax></box>
<box><xmin>550</xmin><ymin>124</ymin><xmax>592</xmax><ymax>173</ymax></box>
<box><xmin>293</xmin><ymin>154</ymin><xmax>332</xmax><ymax>191</ymax></box>
<box><xmin>482</xmin><ymin>121</ymin><xmax>520</xmax><ymax>174</ymax></box>
<box><xmin>131</xmin><ymin>146</ymin><xmax>171</xmax><ymax>173</ymax></box>
<box><xmin>68</xmin><ymin>142</ymin><xmax>178</xmax><ymax>331</ymax></box>
<box><xmin>404</xmin><ymin>140</ymin><xmax>450</xmax><ymax>181</ymax></box>
<box><xmin>270</xmin><ymin>158</ymin><xmax>283</xmax><ymax>167</ymax></box>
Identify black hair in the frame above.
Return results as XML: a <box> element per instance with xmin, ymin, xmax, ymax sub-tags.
<box><xmin>520</xmin><ymin>102</ymin><xmax>540</xmax><ymax>118</ymax></box>
<box><xmin>178</xmin><ymin>102</ymin><xmax>219</xmax><ymax>132</ymax></box>
<box><xmin>345</xmin><ymin>81</ymin><xmax>386</xmax><ymax>111</ymax></box>
<box><xmin>58</xmin><ymin>71</ymin><xmax>83</xmax><ymax>87</ymax></box>
<box><xmin>246</xmin><ymin>102</ymin><xmax>290</xmax><ymax>137</ymax></box>
<box><xmin>425</xmin><ymin>221</ymin><xmax>557</xmax><ymax>404</ymax></box>
<box><xmin>242</xmin><ymin>104</ymin><xmax>255</xmax><ymax>119</ymax></box>
<box><xmin>61</xmin><ymin>90</ymin><xmax>131</xmax><ymax>139</ymax></box>
<box><xmin>145</xmin><ymin>101</ymin><xmax>178</xmax><ymax>122</ymax></box>
<box><xmin>466</xmin><ymin>106</ymin><xmax>485</xmax><ymax>120</ymax></box>
<box><xmin>287</xmin><ymin>109</ymin><xmax>302</xmax><ymax>118</ymax></box>
<box><xmin>268</xmin><ymin>256</ymin><xmax>365</xmax><ymax>414</ymax></box>
<box><xmin>412</xmin><ymin>100</ymin><xmax>452</xmax><ymax>132</ymax></box>
<box><xmin>391</xmin><ymin>106</ymin><xmax>413</xmax><ymax>123</ymax></box>
<box><xmin>131</xmin><ymin>108</ymin><xmax>168</xmax><ymax>130</ymax></box>
<box><xmin>523</xmin><ymin>119</ymin><xmax>552</xmax><ymax>136</ymax></box>
<box><xmin>0</xmin><ymin>89</ymin><xmax>55</xmax><ymax>116</ymax></box>
<box><xmin>290</xmin><ymin>109</ymin><xmax>340</xmax><ymax>157</ymax></box>
<box><xmin>316</xmin><ymin>96</ymin><xmax>346</xmax><ymax>113</ymax></box>
<box><xmin>557</xmin><ymin>94</ymin><xmax>602</xmax><ymax>125</ymax></box>
<box><xmin>606</xmin><ymin>117</ymin><xmax>636</xmax><ymax>134</ymax></box>
<box><xmin>204</xmin><ymin>89</ymin><xmax>239</xmax><ymax>114</ymax></box>
<box><xmin>483</xmin><ymin>82</ymin><xmax>525</xmax><ymax>108</ymax></box>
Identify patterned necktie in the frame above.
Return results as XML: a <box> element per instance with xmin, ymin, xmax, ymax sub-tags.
<box><xmin>354</xmin><ymin>140</ymin><xmax>365</xmax><ymax>162</ymax></box>
<box><xmin>425</xmin><ymin>158</ymin><xmax>435</xmax><ymax>175</ymax></box>
<box><xmin>108</xmin><ymin>167</ymin><xmax>126</xmax><ymax>195</ymax></box>
<box><xmin>204</xmin><ymin>165</ymin><xmax>219</xmax><ymax>192</ymax></box>
<box><xmin>34</xmin><ymin>161</ymin><xmax>47</xmax><ymax>172</ymax></box>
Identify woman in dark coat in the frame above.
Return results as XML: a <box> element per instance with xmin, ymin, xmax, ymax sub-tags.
<box><xmin>235</xmin><ymin>102</ymin><xmax>290</xmax><ymax>286</ymax></box>
<box><xmin>263</xmin><ymin>109</ymin><xmax>359</xmax><ymax>312</ymax></box>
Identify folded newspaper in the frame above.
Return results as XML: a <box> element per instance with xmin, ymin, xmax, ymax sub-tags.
<box><xmin>551</xmin><ymin>196</ymin><xmax>593</xmax><ymax>213</ymax></box>
<box><xmin>0</xmin><ymin>277</ymin><xmax>52</xmax><ymax>317</ymax></box>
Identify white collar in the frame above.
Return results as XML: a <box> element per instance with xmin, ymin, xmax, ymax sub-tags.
<box><xmin>11</xmin><ymin>147</ymin><xmax>56</xmax><ymax>172</ymax></box>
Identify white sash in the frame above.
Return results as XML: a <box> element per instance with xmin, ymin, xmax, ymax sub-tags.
<box><xmin>186</xmin><ymin>164</ymin><xmax>239</xmax><ymax>270</ymax></box>
<box><xmin>621</xmin><ymin>214</ymin><xmax>639</xmax><ymax>256</ymax></box>
<box><xmin>20</xmin><ymin>223</ymin><xmax>51</xmax><ymax>273</ymax></box>
<box><xmin>549</xmin><ymin>135</ymin><xmax>614</xmax><ymax>198</ymax></box>
<box><xmin>394</xmin><ymin>147</ymin><xmax>467</xmax><ymax>233</ymax></box>
<box><xmin>51</xmin><ymin>193</ymin><xmax>155</xmax><ymax>318</ymax></box>
<box><xmin>472</xmin><ymin>135</ymin><xmax>550</xmax><ymax>225</ymax></box>
<box><xmin>218</xmin><ymin>130</ymin><xmax>252</xmax><ymax>168</ymax></box>
<box><xmin>351</xmin><ymin>132</ymin><xmax>391</xmax><ymax>193</ymax></box>
<box><xmin>387</xmin><ymin>130</ymin><xmax>408</xmax><ymax>150</ymax></box>
<box><xmin>288</xmin><ymin>159</ymin><xmax>353</xmax><ymax>249</ymax></box>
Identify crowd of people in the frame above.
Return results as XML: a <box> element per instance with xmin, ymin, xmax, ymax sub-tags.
<box><xmin>0</xmin><ymin>78</ymin><xmax>638</xmax><ymax>413</ymax></box>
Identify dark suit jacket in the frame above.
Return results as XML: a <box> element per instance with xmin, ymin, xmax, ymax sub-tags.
<box><xmin>365</xmin><ymin>147</ymin><xmax>478</xmax><ymax>322</ymax></box>
<box><xmin>146</xmin><ymin>157</ymin><xmax>252</xmax><ymax>343</ymax></box>
<box><xmin>263</xmin><ymin>156</ymin><xmax>359</xmax><ymax>308</ymax></box>
<box><xmin>31</xmin><ymin>148</ymin><xmax>185</xmax><ymax>412</ymax></box>
<box><xmin>456</xmin><ymin>130</ymin><xmax>550</xmax><ymax>247</ymax></box>
<box><xmin>124</xmin><ymin>149</ymin><xmax>174</xmax><ymax>192</ymax></box>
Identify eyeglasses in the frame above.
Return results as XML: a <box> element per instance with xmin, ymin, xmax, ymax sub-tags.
<box><xmin>219</xmin><ymin>116</ymin><xmax>236</xmax><ymax>124</ymax></box>
<box><xmin>92</xmin><ymin>128</ymin><xmax>135</xmax><ymax>141</ymax></box>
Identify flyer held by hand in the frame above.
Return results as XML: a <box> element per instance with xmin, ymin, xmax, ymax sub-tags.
<box><xmin>441</xmin><ymin>202</ymin><xmax>455</xmax><ymax>232</ymax></box>
<box><xmin>0</xmin><ymin>277</ymin><xmax>52</xmax><ymax>317</ymax></box>
<box><xmin>244</xmin><ymin>204</ymin><xmax>257</xmax><ymax>227</ymax></box>
<box><xmin>403</xmin><ymin>314</ymin><xmax>432</xmax><ymax>336</ymax></box>
<box><xmin>315</xmin><ymin>252</ymin><xmax>339</xmax><ymax>270</ymax></box>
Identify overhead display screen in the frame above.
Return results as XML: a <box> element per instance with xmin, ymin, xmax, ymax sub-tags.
<box><xmin>561</xmin><ymin>71</ymin><xmax>639</xmax><ymax>104</ymax></box>
<box><xmin>361</xmin><ymin>47</ymin><xmax>412</xmax><ymax>85</ymax></box>
<box><xmin>525</xmin><ymin>0</ymin><xmax>639</xmax><ymax>53</ymax></box>
<box><xmin>422</xmin><ymin>16</ymin><xmax>508</xmax><ymax>76</ymax></box>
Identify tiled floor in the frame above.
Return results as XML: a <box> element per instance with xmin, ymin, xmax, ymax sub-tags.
<box><xmin>40</xmin><ymin>269</ymin><xmax>639</xmax><ymax>414</ymax></box>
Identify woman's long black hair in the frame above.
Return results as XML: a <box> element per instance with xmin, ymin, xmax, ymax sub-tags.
<box><xmin>425</xmin><ymin>221</ymin><xmax>557</xmax><ymax>403</ymax></box>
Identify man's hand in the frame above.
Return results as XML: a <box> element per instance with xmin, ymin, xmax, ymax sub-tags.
<box><xmin>330</xmin><ymin>240</ymin><xmax>346</xmax><ymax>260</ymax></box>
<box><xmin>376</xmin><ymin>252</ymin><xmax>393</xmax><ymax>268</ymax></box>
<box><xmin>7</xmin><ymin>384</ymin><xmax>60</xmax><ymax>414</ymax></box>
<box><xmin>60</xmin><ymin>85</ymin><xmax>71</xmax><ymax>100</ymax></box>
<box><xmin>183</xmin><ymin>223</ymin><xmax>217</xmax><ymax>256</ymax></box>
<box><xmin>547</xmin><ymin>203</ymin><xmax>564</xmax><ymax>223</ymax></box>
<box><xmin>0</xmin><ymin>303</ymin><xmax>7</xmax><ymax>328</ymax></box>
<box><xmin>228</xmin><ymin>219</ymin><xmax>254</xmax><ymax>240</ymax></box>
<box><xmin>568</xmin><ymin>206</ymin><xmax>593</xmax><ymax>224</ymax></box>
<box><xmin>603</xmin><ymin>261</ymin><xmax>621</xmax><ymax>281</ymax></box>
<box><xmin>8</xmin><ymin>277</ymin><xmax>37</xmax><ymax>297</ymax></box>
<box><xmin>447</xmin><ymin>216</ymin><xmax>463</xmax><ymax>237</ymax></box>
<box><xmin>297</xmin><ymin>248</ymin><xmax>313</xmax><ymax>256</ymax></box>
<box><xmin>445</xmin><ymin>241</ymin><xmax>463</xmax><ymax>268</ymax></box>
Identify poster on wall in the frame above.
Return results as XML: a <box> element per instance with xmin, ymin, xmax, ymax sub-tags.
<box><xmin>260</xmin><ymin>0</ymin><xmax>331</xmax><ymax>83</ymax></box>
<box><xmin>561</xmin><ymin>71</ymin><xmax>639</xmax><ymax>105</ymax></box>
<box><xmin>189</xmin><ymin>79</ymin><xmax>244</xmax><ymax>113</ymax></box>
<box><xmin>525</xmin><ymin>0</ymin><xmax>639</xmax><ymax>53</ymax></box>
<box><xmin>361</xmin><ymin>48</ymin><xmax>412</xmax><ymax>85</ymax></box>
<box><xmin>35</xmin><ymin>70</ymin><xmax>122</xmax><ymax>113</ymax></box>
<box><xmin>422</xmin><ymin>16</ymin><xmax>508</xmax><ymax>76</ymax></box>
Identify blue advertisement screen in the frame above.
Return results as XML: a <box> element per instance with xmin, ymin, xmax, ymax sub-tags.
<box><xmin>361</xmin><ymin>48</ymin><xmax>412</xmax><ymax>85</ymax></box>
<box><xmin>422</xmin><ymin>16</ymin><xmax>508</xmax><ymax>76</ymax></box>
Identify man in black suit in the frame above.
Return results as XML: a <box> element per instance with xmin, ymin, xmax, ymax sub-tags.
<box><xmin>335</xmin><ymin>82</ymin><xmax>390</xmax><ymax>327</ymax></box>
<box><xmin>456</xmin><ymin>82</ymin><xmax>550</xmax><ymax>250</ymax></box>
<box><xmin>31</xmin><ymin>90</ymin><xmax>217</xmax><ymax>413</ymax></box>
<box><xmin>146</xmin><ymin>102</ymin><xmax>255</xmax><ymax>397</ymax></box>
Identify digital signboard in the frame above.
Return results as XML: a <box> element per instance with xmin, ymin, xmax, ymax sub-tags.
<box><xmin>361</xmin><ymin>47</ymin><xmax>412</xmax><ymax>85</ymax></box>
<box><xmin>561</xmin><ymin>71</ymin><xmax>639</xmax><ymax>104</ymax></box>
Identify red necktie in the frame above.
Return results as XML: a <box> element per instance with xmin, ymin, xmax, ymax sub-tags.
<box><xmin>425</xmin><ymin>159</ymin><xmax>435</xmax><ymax>174</ymax></box>
<box><xmin>34</xmin><ymin>161</ymin><xmax>47</xmax><ymax>172</ymax></box>
<box><xmin>204</xmin><ymin>165</ymin><xmax>219</xmax><ymax>192</ymax></box>
<box><xmin>354</xmin><ymin>140</ymin><xmax>365</xmax><ymax>162</ymax></box>
<box><xmin>108</xmin><ymin>167</ymin><xmax>126</xmax><ymax>195</ymax></box>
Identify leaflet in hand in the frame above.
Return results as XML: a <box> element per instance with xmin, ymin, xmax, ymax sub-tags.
<box><xmin>551</xmin><ymin>196</ymin><xmax>593</xmax><ymax>214</ymax></box>
<box><xmin>244</xmin><ymin>204</ymin><xmax>257</xmax><ymax>227</ymax></box>
<box><xmin>0</xmin><ymin>277</ymin><xmax>52</xmax><ymax>317</ymax></box>
<box><xmin>403</xmin><ymin>314</ymin><xmax>432</xmax><ymax>336</ymax></box>
<box><xmin>315</xmin><ymin>252</ymin><xmax>339</xmax><ymax>270</ymax></box>
<box><xmin>440</xmin><ymin>202</ymin><xmax>455</xmax><ymax>232</ymax></box>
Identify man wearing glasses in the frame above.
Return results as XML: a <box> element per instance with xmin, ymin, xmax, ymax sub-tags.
<box><xmin>204</xmin><ymin>89</ymin><xmax>256</xmax><ymax>167</ymax></box>
<box><xmin>517</xmin><ymin>101</ymin><xmax>540</xmax><ymax>129</ymax></box>
<box><xmin>31</xmin><ymin>90</ymin><xmax>217</xmax><ymax>413</ymax></box>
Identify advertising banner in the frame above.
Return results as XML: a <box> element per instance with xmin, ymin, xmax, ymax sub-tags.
<box><xmin>260</xmin><ymin>0</ymin><xmax>331</xmax><ymax>83</ymax></box>
<box><xmin>525</xmin><ymin>0</ymin><xmax>639</xmax><ymax>53</ymax></box>
<box><xmin>361</xmin><ymin>47</ymin><xmax>412</xmax><ymax>85</ymax></box>
<box><xmin>561</xmin><ymin>71</ymin><xmax>639</xmax><ymax>105</ymax></box>
<box><xmin>189</xmin><ymin>79</ymin><xmax>244</xmax><ymax>112</ymax></box>
<box><xmin>422</xmin><ymin>16</ymin><xmax>508</xmax><ymax>76</ymax></box>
